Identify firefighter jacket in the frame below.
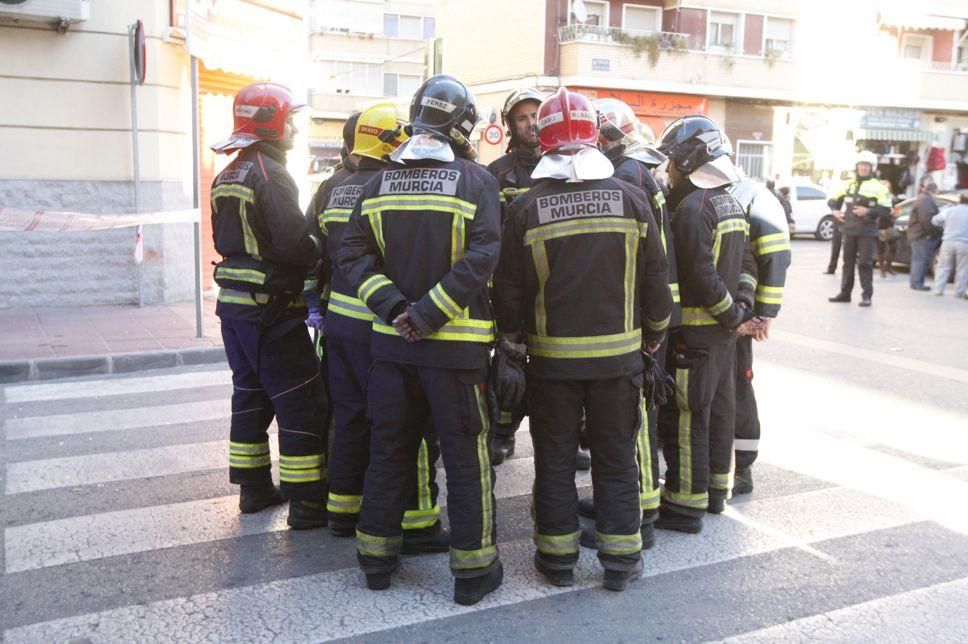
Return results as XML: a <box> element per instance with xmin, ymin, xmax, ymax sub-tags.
<box><xmin>305</xmin><ymin>163</ymin><xmax>357</xmax><ymax>311</ymax></box>
<box><xmin>668</xmin><ymin>181</ymin><xmax>751</xmax><ymax>349</ymax></box>
<box><xmin>611</xmin><ymin>154</ymin><xmax>682</xmax><ymax>327</ymax></box>
<box><xmin>827</xmin><ymin>176</ymin><xmax>891</xmax><ymax>238</ymax></box>
<box><xmin>486</xmin><ymin>148</ymin><xmax>540</xmax><ymax>211</ymax></box>
<box><xmin>211</xmin><ymin>142</ymin><xmax>320</xmax><ymax>323</ymax></box>
<box><xmin>494</xmin><ymin>177</ymin><xmax>673</xmax><ymax>381</ymax></box>
<box><xmin>729</xmin><ymin>179</ymin><xmax>792</xmax><ymax>319</ymax></box>
<box><xmin>338</xmin><ymin>157</ymin><xmax>501</xmax><ymax>370</ymax></box>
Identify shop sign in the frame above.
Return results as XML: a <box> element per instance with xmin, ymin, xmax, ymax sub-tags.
<box><xmin>860</xmin><ymin>108</ymin><xmax>921</xmax><ymax>130</ymax></box>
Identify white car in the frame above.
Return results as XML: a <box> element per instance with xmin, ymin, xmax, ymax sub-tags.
<box><xmin>783</xmin><ymin>184</ymin><xmax>835</xmax><ymax>240</ymax></box>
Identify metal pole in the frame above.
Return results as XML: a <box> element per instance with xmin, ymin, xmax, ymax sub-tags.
<box><xmin>129</xmin><ymin>23</ymin><xmax>144</xmax><ymax>307</ymax></box>
<box><xmin>191</xmin><ymin>54</ymin><xmax>204</xmax><ymax>339</ymax></box>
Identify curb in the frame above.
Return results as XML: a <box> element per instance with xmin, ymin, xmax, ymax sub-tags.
<box><xmin>0</xmin><ymin>346</ymin><xmax>226</xmax><ymax>384</ymax></box>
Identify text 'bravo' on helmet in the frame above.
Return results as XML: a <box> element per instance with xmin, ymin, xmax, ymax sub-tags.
<box><xmin>211</xmin><ymin>82</ymin><xmax>306</xmax><ymax>154</ymax></box>
<box><xmin>352</xmin><ymin>102</ymin><xmax>409</xmax><ymax>161</ymax></box>
<box><xmin>656</xmin><ymin>114</ymin><xmax>729</xmax><ymax>174</ymax></box>
<box><xmin>536</xmin><ymin>87</ymin><xmax>599</xmax><ymax>155</ymax></box>
<box><xmin>408</xmin><ymin>74</ymin><xmax>479</xmax><ymax>144</ymax></box>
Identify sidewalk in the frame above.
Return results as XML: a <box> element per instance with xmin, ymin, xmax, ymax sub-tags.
<box><xmin>0</xmin><ymin>298</ymin><xmax>225</xmax><ymax>383</ymax></box>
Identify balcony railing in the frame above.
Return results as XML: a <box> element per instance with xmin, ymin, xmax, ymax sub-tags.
<box><xmin>926</xmin><ymin>60</ymin><xmax>968</xmax><ymax>73</ymax></box>
<box><xmin>558</xmin><ymin>24</ymin><xmax>690</xmax><ymax>51</ymax></box>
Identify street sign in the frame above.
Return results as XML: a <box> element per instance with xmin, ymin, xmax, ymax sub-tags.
<box><xmin>483</xmin><ymin>124</ymin><xmax>503</xmax><ymax>145</ymax></box>
<box><xmin>131</xmin><ymin>19</ymin><xmax>146</xmax><ymax>86</ymax></box>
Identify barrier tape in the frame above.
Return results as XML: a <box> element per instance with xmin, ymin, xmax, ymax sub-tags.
<box><xmin>0</xmin><ymin>208</ymin><xmax>201</xmax><ymax>233</ymax></box>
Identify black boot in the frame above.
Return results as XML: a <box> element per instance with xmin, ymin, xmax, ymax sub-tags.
<box><xmin>640</xmin><ymin>522</ymin><xmax>656</xmax><ymax>550</ymax></box>
<box><xmin>287</xmin><ymin>499</ymin><xmax>327</xmax><ymax>530</ymax></box>
<box><xmin>732</xmin><ymin>467</ymin><xmax>753</xmax><ymax>495</ymax></box>
<box><xmin>603</xmin><ymin>557</ymin><xmax>643</xmax><ymax>592</ymax></box>
<box><xmin>239</xmin><ymin>483</ymin><xmax>282</xmax><ymax>514</ymax></box>
<box><xmin>859</xmin><ymin>296</ymin><xmax>872</xmax><ymax>307</ymax></box>
<box><xmin>579</xmin><ymin>527</ymin><xmax>597</xmax><ymax>549</ymax></box>
<box><xmin>365</xmin><ymin>560</ymin><xmax>400</xmax><ymax>591</ymax></box>
<box><xmin>401</xmin><ymin>521</ymin><xmax>450</xmax><ymax>555</ymax></box>
<box><xmin>491</xmin><ymin>434</ymin><xmax>515</xmax><ymax>465</ymax></box>
<box><xmin>828</xmin><ymin>293</ymin><xmax>851</xmax><ymax>303</ymax></box>
<box><xmin>575</xmin><ymin>448</ymin><xmax>591</xmax><ymax>471</ymax></box>
<box><xmin>654</xmin><ymin>506</ymin><xmax>703</xmax><ymax>534</ymax></box>
<box><xmin>577</xmin><ymin>497</ymin><xmax>595</xmax><ymax>519</ymax></box>
<box><xmin>328</xmin><ymin>512</ymin><xmax>358</xmax><ymax>537</ymax></box>
<box><xmin>454</xmin><ymin>561</ymin><xmax>503</xmax><ymax>606</ymax></box>
<box><xmin>533</xmin><ymin>553</ymin><xmax>575</xmax><ymax>587</ymax></box>
<box><xmin>707</xmin><ymin>490</ymin><xmax>726</xmax><ymax>515</ymax></box>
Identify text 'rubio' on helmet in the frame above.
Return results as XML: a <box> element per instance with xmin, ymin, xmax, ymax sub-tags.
<box><xmin>502</xmin><ymin>88</ymin><xmax>545</xmax><ymax>127</ymax></box>
<box><xmin>536</xmin><ymin>87</ymin><xmax>599</xmax><ymax>155</ymax></box>
<box><xmin>593</xmin><ymin>98</ymin><xmax>639</xmax><ymax>148</ymax></box>
<box><xmin>408</xmin><ymin>74</ymin><xmax>479</xmax><ymax>144</ymax></box>
<box><xmin>211</xmin><ymin>82</ymin><xmax>306</xmax><ymax>154</ymax></box>
<box><xmin>657</xmin><ymin>114</ymin><xmax>728</xmax><ymax>174</ymax></box>
<box><xmin>353</xmin><ymin>102</ymin><xmax>409</xmax><ymax>161</ymax></box>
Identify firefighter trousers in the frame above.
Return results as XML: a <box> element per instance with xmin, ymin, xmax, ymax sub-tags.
<box><xmin>326</xmin><ymin>334</ymin><xmax>441</xmax><ymax>530</ymax></box>
<box><xmin>222</xmin><ymin>318</ymin><xmax>327</xmax><ymax>501</ymax></box>
<box><xmin>639</xmin><ymin>340</ymin><xmax>667</xmax><ymax>524</ymax></box>
<box><xmin>733</xmin><ymin>335</ymin><xmax>760</xmax><ymax>470</ymax></box>
<box><xmin>357</xmin><ymin>361</ymin><xmax>499</xmax><ymax>578</ymax></box>
<box><xmin>659</xmin><ymin>340</ymin><xmax>736</xmax><ymax>517</ymax></box>
<box><xmin>529</xmin><ymin>374</ymin><xmax>643</xmax><ymax>572</ymax></box>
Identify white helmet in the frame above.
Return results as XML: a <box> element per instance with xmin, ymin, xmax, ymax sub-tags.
<box><xmin>856</xmin><ymin>150</ymin><xmax>878</xmax><ymax>171</ymax></box>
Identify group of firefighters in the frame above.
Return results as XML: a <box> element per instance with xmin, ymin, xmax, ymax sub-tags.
<box><xmin>209</xmin><ymin>74</ymin><xmax>792</xmax><ymax>606</ymax></box>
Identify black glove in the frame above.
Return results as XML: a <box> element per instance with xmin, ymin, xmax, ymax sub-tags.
<box><xmin>490</xmin><ymin>340</ymin><xmax>527</xmax><ymax>411</ymax></box>
<box><xmin>642</xmin><ymin>350</ymin><xmax>676</xmax><ymax>409</ymax></box>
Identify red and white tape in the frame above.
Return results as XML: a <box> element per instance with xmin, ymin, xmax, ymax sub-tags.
<box><xmin>0</xmin><ymin>208</ymin><xmax>200</xmax><ymax>233</ymax></box>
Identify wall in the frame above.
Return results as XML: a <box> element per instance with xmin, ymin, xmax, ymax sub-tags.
<box><xmin>0</xmin><ymin>0</ymin><xmax>196</xmax><ymax>308</ymax></box>
<box><xmin>743</xmin><ymin>14</ymin><xmax>763</xmax><ymax>55</ymax></box>
<box><xmin>662</xmin><ymin>7</ymin><xmax>705</xmax><ymax>49</ymax></box>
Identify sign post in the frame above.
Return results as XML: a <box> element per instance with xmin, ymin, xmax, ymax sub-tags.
<box><xmin>128</xmin><ymin>19</ymin><xmax>146</xmax><ymax>306</ymax></box>
<box><xmin>186</xmin><ymin>2</ymin><xmax>204</xmax><ymax>339</ymax></box>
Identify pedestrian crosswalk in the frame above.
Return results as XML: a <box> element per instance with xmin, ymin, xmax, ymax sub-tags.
<box><xmin>2</xmin><ymin>362</ymin><xmax>968</xmax><ymax>642</ymax></box>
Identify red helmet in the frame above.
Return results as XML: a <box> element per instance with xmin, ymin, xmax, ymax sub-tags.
<box><xmin>211</xmin><ymin>82</ymin><xmax>306</xmax><ymax>154</ymax></box>
<box><xmin>536</xmin><ymin>87</ymin><xmax>599</xmax><ymax>154</ymax></box>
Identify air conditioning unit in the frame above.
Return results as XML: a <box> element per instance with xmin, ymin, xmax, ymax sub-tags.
<box><xmin>0</xmin><ymin>0</ymin><xmax>90</xmax><ymax>28</ymax></box>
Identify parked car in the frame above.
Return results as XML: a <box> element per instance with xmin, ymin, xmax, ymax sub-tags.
<box><xmin>889</xmin><ymin>194</ymin><xmax>959</xmax><ymax>267</ymax></box>
<box><xmin>783</xmin><ymin>184</ymin><xmax>835</xmax><ymax>241</ymax></box>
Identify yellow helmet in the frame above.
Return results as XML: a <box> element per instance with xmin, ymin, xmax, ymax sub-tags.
<box><xmin>352</xmin><ymin>102</ymin><xmax>409</xmax><ymax>161</ymax></box>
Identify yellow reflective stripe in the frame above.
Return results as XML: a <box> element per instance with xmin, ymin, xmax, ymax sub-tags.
<box><xmin>229</xmin><ymin>454</ymin><xmax>271</xmax><ymax>468</ymax></box>
<box><xmin>373</xmin><ymin>318</ymin><xmax>495</xmax><ymax>342</ymax></box>
<box><xmin>636</xmin><ymin>397</ymin><xmax>657</xmax><ymax>510</ymax></box>
<box><xmin>755</xmin><ymin>284</ymin><xmax>784</xmax><ymax>305</ymax></box>
<box><xmin>739</xmin><ymin>272</ymin><xmax>758</xmax><ymax>289</ymax></box>
<box><xmin>502</xmin><ymin>187</ymin><xmax>530</xmax><ymax>198</ymax></box>
<box><xmin>474</xmin><ymin>386</ymin><xmax>494</xmax><ymax>549</ymax></box>
<box><xmin>595</xmin><ymin>531</ymin><xmax>643</xmax><ymax>555</ymax></box>
<box><xmin>676</xmin><ymin>367</ymin><xmax>693</xmax><ymax>497</ymax></box>
<box><xmin>450</xmin><ymin>545</ymin><xmax>499</xmax><ymax>570</ymax></box>
<box><xmin>327</xmin><ymin>493</ymin><xmax>362</xmax><ymax>514</ymax></box>
<box><xmin>710</xmin><ymin>472</ymin><xmax>730</xmax><ymax>491</ymax></box>
<box><xmin>534</xmin><ymin>530</ymin><xmax>580</xmax><ymax>555</ymax></box>
<box><xmin>756</xmin><ymin>239</ymin><xmax>792</xmax><ymax>255</ymax></box>
<box><xmin>278</xmin><ymin>454</ymin><xmax>324</xmax><ymax>468</ymax></box>
<box><xmin>358</xmin><ymin>275</ymin><xmax>394</xmax><ymax>305</ymax></box>
<box><xmin>211</xmin><ymin>184</ymin><xmax>255</xmax><ymax>202</ymax></box>
<box><xmin>645</xmin><ymin>314</ymin><xmax>671</xmax><ymax>333</ymax></box>
<box><xmin>653</xmin><ymin>191</ymin><xmax>666</xmax><ymax>209</ymax></box>
<box><xmin>718</xmin><ymin>218</ymin><xmax>750</xmax><ymax>235</ymax></box>
<box><xmin>498</xmin><ymin>410</ymin><xmax>513</xmax><ymax>424</ymax></box>
<box><xmin>329</xmin><ymin>292</ymin><xmax>374</xmax><ymax>321</ymax></box>
<box><xmin>527</xmin><ymin>329</ymin><xmax>642</xmax><ymax>359</ymax></box>
<box><xmin>402</xmin><ymin>505</ymin><xmax>440</xmax><ymax>530</ymax></box>
<box><xmin>416</xmin><ymin>439</ymin><xmax>432</xmax><ymax>512</ymax></box>
<box><xmin>751</xmin><ymin>232</ymin><xmax>789</xmax><ymax>255</ymax></box>
<box><xmin>217</xmin><ymin>288</ymin><xmax>265</xmax><ymax>306</ymax></box>
<box><xmin>237</xmin><ymin>201</ymin><xmax>261</xmax><ymax>258</ymax></box>
<box><xmin>707</xmin><ymin>293</ymin><xmax>734</xmax><ymax>316</ymax></box>
<box><xmin>532</xmin><ymin>241</ymin><xmax>550</xmax><ymax>336</ymax></box>
<box><xmin>357</xmin><ymin>530</ymin><xmax>402</xmax><ymax>557</ymax></box>
<box><xmin>371</xmin><ymin>210</ymin><xmax>386</xmax><ymax>255</ymax></box>
<box><xmin>279</xmin><ymin>468</ymin><xmax>322</xmax><ymax>483</ymax></box>
<box><xmin>680</xmin><ymin>307</ymin><xmax>719</xmax><ymax>326</ymax></box>
<box><xmin>623</xmin><ymin>226</ymin><xmax>637</xmax><ymax>332</ymax></box>
<box><xmin>229</xmin><ymin>441</ymin><xmax>269</xmax><ymax>455</ymax></box>
<box><xmin>524</xmin><ymin>216</ymin><xmax>642</xmax><ymax>246</ymax></box>
<box><xmin>361</xmin><ymin>194</ymin><xmax>477</xmax><ymax>220</ymax></box>
<box><xmin>322</xmin><ymin>207</ymin><xmax>353</xmax><ymax>227</ymax></box>
<box><xmin>661</xmin><ymin>488</ymin><xmax>708</xmax><ymax>509</ymax></box>
<box><xmin>429</xmin><ymin>283</ymin><xmax>462</xmax><ymax>319</ymax></box>
<box><xmin>670</xmin><ymin>282</ymin><xmax>680</xmax><ymax>303</ymax></box>
<box><xmin>215</xmin><ymin>267</ymin><xmax>266</xmax><ymax>285</ymax></box>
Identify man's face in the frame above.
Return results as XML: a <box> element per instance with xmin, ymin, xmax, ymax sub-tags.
<box><xmin>509</xmin><ymin>101</ymin><xmax>539</xmax><ymax>145</ymax></box>
<box><xmin>856</xmin><ymin>162</ymin><xmax>872</xmax><ymax>178</ymax></box>
<box><xmin>280</xmin><ymin>115</ymin><xmax>297</xmax><ymax>151</ymax></box>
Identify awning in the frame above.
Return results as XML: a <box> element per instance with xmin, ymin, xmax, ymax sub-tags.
<box><xmin>856</xmin><ymin>128</ymin><xmax>937</xmax><ymax>143</ymax></box>
<box><xmin>879</xmin><ymin>12</ymin><xmax>967</xmax><ymax>31</ymax></box>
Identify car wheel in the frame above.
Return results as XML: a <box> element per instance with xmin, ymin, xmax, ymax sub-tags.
<box><xmin>816</xmin><ymin>216</ymin><xmax>835</xmax><ymax>241</ymax></box>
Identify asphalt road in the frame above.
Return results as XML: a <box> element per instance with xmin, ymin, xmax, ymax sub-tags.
<box><xmin>2</xmin><ymin>239</ymin><xmax>967</xmax><ymax>643</ymax></box>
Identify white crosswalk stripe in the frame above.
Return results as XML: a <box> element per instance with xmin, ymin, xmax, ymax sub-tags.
<box><xmin>3</xmin><ymin>369</ymin><xmax>233</xmax><ymax>404</ymax></box>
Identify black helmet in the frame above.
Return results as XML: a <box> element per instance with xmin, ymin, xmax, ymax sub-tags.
<box><xmin>501</xmin><ymin>87</ymin><xmax>544</xmax><ymax>127</ymax></box>
<box><xmin>657</xmin><ymin>114</ymin><xmax>728</xmax><ymax>174</ymax></box>
<box><xmin>408</xmin><ymin>74</ymin><xmax>479</xmax><ymax>143</ymax></box>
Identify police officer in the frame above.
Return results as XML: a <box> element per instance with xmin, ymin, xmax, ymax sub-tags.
<box><xmin>494</xmin><ymin>87</ymin><xmax>673</xmax><ymax>591</ymax></box>
<box><xmin>485</xmin><ymin>87</ymin><xmax>544</xmax><ymax>464</ymax></box>
<box><xmin>575</xmin><ymin>98</ymin><xmax>679</xmax><ymax>549</ymax></box>
<box><xmin>654</xmin><ymin>115</ymin><xmax>762</xmax><ymax>534</ymax></box>
<box><xmin>727</xmin><ymin>171</ymin><xmax>792</xmax><ymax>496</ymax></box>
<box><xmin>308</xmin><ymin>102</ymin><xmax>447</xmax><ymax>551</ymax></box>
<box><xmin>828</xmin><ymin>151</ymin><xmax>892</xmax><ymax>307</ymax></box>
<box><xmin>209</xmin><ymin>82</ymin><xmax>328</xmax><ymax>529</ymax></box>
<box><xmin>339</xmin><ymin>75</ymin><xmax>503</xmax><ymax>605</ymax></box>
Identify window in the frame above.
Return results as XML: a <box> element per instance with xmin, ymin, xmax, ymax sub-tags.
<box><xmin>623</xmin><ymin>5</ymin><xmax>661</xmax><ymax>33</ymax></box>
<box><xmin>569</xmin><ymin>0</ymin><xmax>608</xmax><ymax>26</ymax></box>
<box><xmin>383</xmin><ymin>13</ymin><xmax>398</xmax><ymax>37</ymax></box>
<box><xmin>796</xmin><ymin>186</ymin><xmax>826</xmax><ymax>200</ymax></box>
<box><xmin>314</xmin><ymin>0</ymin><xmax>382</xmax><ymax>33</ymax></box>
<box><xmin>735</xmin><ymin>141</ymin><xmax>772</xmax><ymax>181</ymax></box>
<box><xmin>764</xmin><ymin>17</ymin><xmax>793</xmax><ymax>57</ymax></box>
<box><xmin>423</xmin><ymin>17</ymin><xmax>436</xmax><ymax>39</ymax></box>
<box><xmin>901</xmin><ymin>33</ymin><xmax>932</xmax><ymax>62</ymax></box>
<box><xmin>384</xmin><ymin>13</ymin><xmax>430</xmax><ymax>39</ymax></box>
<box><xmin>708</xmin><ymin>11</ymin><xmax>740</xmax><ymax>51</ymax></box>
<box><xmin>383</xmin><ymin>73</ymin><xmax>421</xmax><ymax>99</ymax></box>
<box><xmin>320</xmin><ymin>60</ymin><xmax>383</xmax><ymax>96</ymax></box>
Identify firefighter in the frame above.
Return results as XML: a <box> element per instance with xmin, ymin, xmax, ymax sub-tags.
<box><xmin>727</xmin><ymin>171</ymin><xmax>792</xmax><ymax>496</ymax></box>
<box><xmin>575</xmin><ymin>98</ymin><xmax>680</xmax><ymax>549</ymax></box>
<box><xmin>494</xmin><ymin>87</ymin><xmax>673</xmax><ymax>591</ymax></box>
<box><xmin>485</xmin><ymin>87</ymin><xmax>544</xmax><ymax>465</ymax></box>
<box><xmin>654</xmin><ymin>115</ymin><xmax>763</xmax><ymax>534</ymax></box>
<box><xmin>307</xmin><ymin>102</ymin><xmax>448</xmax><ymax>550</ymax></box>
<box><xmin>338</xmin><ymin>75</ymin><xmax>503</xmax><ymax>605</ymax></box>
<box><xmin>209</xmin><ymin>82</ymin><xmax>328</xmax><ymax>529</ymax></box>
<box><xmin>827</xmin><ymin>151</ymin><xmax>892</xmax><ymax>307</ymax></box>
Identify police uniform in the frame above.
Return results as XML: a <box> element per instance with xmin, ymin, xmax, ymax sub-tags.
<box><xmin>494</xmin><ymin>176</ymin><xmax>673</xmax><ymax>575</ymax></box>
<box><xmin>828</xmin><ymin>176</ymin><xmax>892</xmax><ymax>301</ymax></box>
<box><xmin>212</xmin><ymin>142</ymin><xmax>327</xmax><ymax>503</ymax></box>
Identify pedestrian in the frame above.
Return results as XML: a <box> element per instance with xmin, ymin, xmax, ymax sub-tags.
<box><xmin>339</xmin><ymin>75</ymin><xmax>503</xmax><ymax>605</ymax></box>
<box><xmin>876</xmin><ymin>203</ymin><xmax>900</xmax><ymax>278</ymax></box>
<box><xmin>308</xmin><ymin>103</ymin><xmax>449</xmax><ymax>551</ymax></box>
<box><xmin>777</xmin><ymin>186</ymin><xmax>795</xmax><ymax>232</ymax></box>
<box><xmin>493</xmin><ymin>87</ymin><xmax>673</xmax><ymax>591</ymax></box>
<box><xmin>931</xmin><ymin>192</ymin><xmax>968</xmax><ymax>299</ymax></box>
<box><xmin>908</xmin><ymin>182</ymin><xmax>942</xmax><ymax>291</ymax></box>
<box><xmin>209</xmin><ymin>82</ymin><xmax>328</xmax><ymax>528</ymax></box>
<box><xmin>654</xmin><ymin>115</ymin><xmax>764</xmax><ymax>534</ymax></box>
<box><xmin>827</xmin><ymin>151</ymin><xmax>892</xmax><ymax>307</ymax></box>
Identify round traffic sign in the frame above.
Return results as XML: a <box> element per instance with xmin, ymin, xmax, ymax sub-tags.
<box><xmin>483</xmin><ymin>124</ymin><xmax>503</xmax><ymax>145</ymax></box>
